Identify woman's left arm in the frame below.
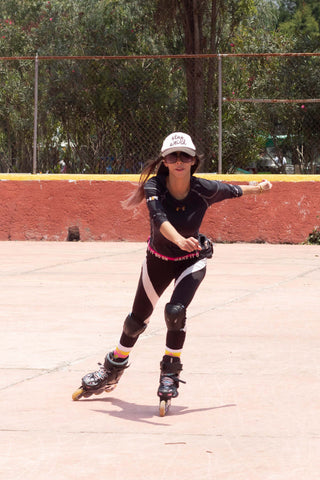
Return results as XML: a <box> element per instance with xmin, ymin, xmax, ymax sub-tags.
<box><xmin>240</xmin><ymin>179</ymin><xmax>272</xmax><ymax>196</ymax></box>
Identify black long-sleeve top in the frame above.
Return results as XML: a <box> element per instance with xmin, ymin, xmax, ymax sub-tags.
<box><xmin>144</xmin><ymin>174</ymin><xmax>243</xmax><ymax>259</ymax></box>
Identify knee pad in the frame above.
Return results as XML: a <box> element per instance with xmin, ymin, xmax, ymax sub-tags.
<box><xmin>164</xmin><ymin>303</ymin><xmax>186</xmax><ymax>331</ymax></box>
<box><xmin>123</xmin><ymin>313</ymin><xmax>147</xmax><ymax>338</ymax></box>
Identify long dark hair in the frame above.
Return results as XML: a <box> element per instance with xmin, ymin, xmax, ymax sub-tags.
<box><xmin>123</xmin><ymin>154</ymin><xmax>201</xmax><ymax>208</ymax></box>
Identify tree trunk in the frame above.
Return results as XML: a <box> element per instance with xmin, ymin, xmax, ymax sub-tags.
<box><xmin>204</xmin><ymin>0</ymin><xmax>220</xmax><ymax>171</ymax></box>
<box><xmin>183</xmin><ymin>1</ymin><xmax>205</xmax><ymax>157</ymax></box>
<box><xmin>182</xmin><ymin>0</ymin><xmax>221</xmax><ymax>171</ymax></box>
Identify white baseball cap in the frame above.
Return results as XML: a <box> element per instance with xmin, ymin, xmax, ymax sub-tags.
<box><xmin>161</xmin><ymin>132</ymin><xmax>196</xmax><ymax>157</ymax></box>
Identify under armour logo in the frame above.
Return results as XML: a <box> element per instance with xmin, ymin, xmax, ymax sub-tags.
<box><xmin>147</xmin><ymin>195</ymin><xmax>158</xmax><ymax>202</ymax></box>
<box><xmin>176</xmin><ymin>206</ymin><xmax>186</xmax><ymax>212</ymax></box>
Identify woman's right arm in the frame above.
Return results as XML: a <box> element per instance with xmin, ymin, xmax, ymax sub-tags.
<box><xmin>160</xmin><ymin>221</ymin><xmax>200</xmax><ymax>252</ymax></box>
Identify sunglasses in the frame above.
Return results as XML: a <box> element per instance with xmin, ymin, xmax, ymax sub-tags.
<box><xmin>164</xmin><ymin>152</ymin><xmax>194</xmax><ymax>164</ymax></box>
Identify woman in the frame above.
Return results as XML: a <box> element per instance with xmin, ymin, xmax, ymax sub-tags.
<box><xmin>72</xmin><ymin>132</ymin><xmax>272</xmax><ymax>404</ymax></box>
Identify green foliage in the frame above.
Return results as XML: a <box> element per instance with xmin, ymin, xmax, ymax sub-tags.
<box><xmin>0</xmin><ymin>0</ymin><xmax>319</xmax><ymax>173</ymax></box>
<box><xmin>279</xmin><ymin>2</ymin><xmax>320</xmax><ymax>51</ymax></box>
<box><xmin>306</xmin><ymin>227</ymin><xmax>320</xmax><ymax>244</ymax></box>
<box><xmin>0</xmin><ymin>0</ymin><xmax>178</xmax><ymax>172</ymax></box>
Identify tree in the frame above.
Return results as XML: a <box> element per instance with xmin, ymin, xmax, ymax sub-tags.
<box><xmin>0</xmin><ymin>0</ymin><xmax>318</xmax><ymax>174</ymax></box>
<box><xmin>217</xmin><ymin>0</ymin><xmax>293</xmax><ymax>172</ymax></box>
<box><xmin>153</xmin><ymin>0</ymin><xmax>257</xmax><ymax>170</ymax></box>
<box><xmin>0</xmin><ymin>0</ymin><xmax>186</xmax><ymax>173</ymax></box>
<box><xmin>278</xmin><ymin>0</ymin><xmax>320</xmax><ymax>51</ymax></box>
<box><xmin>275</xmin><ymin>0</ymin><xmax>320</xmax><ymax>172</ymax></box>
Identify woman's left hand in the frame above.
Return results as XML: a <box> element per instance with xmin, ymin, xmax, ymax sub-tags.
<box><xmin>259</xmin><ymin>179</ymin><xmax>272</xmax><ymax>192</ymax></box>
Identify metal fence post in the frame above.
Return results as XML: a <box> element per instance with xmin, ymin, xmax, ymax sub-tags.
<box><xmin>33</xmin><ymin>53</ymin><xmax>39</xmax><ymax>174</ymax></box>
<box><xmin>218</xmin><ymin>53</ymin><xmax>222</xmax><ymax>174</ymax></box>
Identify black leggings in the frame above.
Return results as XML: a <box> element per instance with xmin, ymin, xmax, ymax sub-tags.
<box><xmin>119</xmin><ymin>251</ymin><xmax>207</xmax><ymax>351</ymax></box>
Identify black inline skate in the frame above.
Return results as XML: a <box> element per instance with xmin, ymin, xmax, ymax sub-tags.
<box><xmin>72</xmin><ymin>352</ymin><xmax>129</xmax><ymax>401</ymax></box>
<box><xmin>157</xmin><ymin>355</ymin><xmax>185</xmax><ymax>416</ymax></box>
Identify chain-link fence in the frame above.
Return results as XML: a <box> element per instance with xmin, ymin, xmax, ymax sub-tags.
<box><xmin>221</xmin><ymin>53</ymin><xmax>320</xmax><ymax>174</ymax></box>
<box><xmin>0</xmin><ymin>53</ymin><xmax>320</xmax><ymax>174</ymax></box>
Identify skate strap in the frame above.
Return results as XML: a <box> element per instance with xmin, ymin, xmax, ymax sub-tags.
<box><xmin>162</xmin><ymin>373</ymin><xmax>186</xmax><ymax>385</ymax></box>
<box><xmin>176</xmin><ymin>377</ymin><xmax>186</xmax><ymax>384</ymax></box>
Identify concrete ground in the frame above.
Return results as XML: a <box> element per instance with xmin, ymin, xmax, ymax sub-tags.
<box><xmin>0</xmin><ymin>241</ymin><xmax>319</xmax><ymax>480</ymax></box>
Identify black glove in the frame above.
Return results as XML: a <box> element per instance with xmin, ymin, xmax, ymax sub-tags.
<box><xmin>198</xmin><ymin>234</ymin><xmax>214</xmax><ymax>259</ymax></box>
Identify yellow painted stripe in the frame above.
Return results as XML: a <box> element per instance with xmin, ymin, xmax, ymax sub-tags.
<box><xmin>0</xmin><ymin>173</ymin><xmax>319</xmax><ymax>182</ymax></box>
<box><xmin>198</xmin><ymin>174</ymin><xmax>320</xmax><ymax>183</ymax></box>
<box><xmin>0</xmin><ymin>173</ymin><xmax>139</xmax><ymax>182</ymax></box>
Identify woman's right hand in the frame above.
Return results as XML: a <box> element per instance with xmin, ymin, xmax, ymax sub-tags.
<box><xmin>177</xmin><ymin>236</ymin><xmax>201</xmax><ymax>252</ymax></box>
<box><xmin>160</xmin><ymin>221</ymin><xmax>201</xmax><ymax>252</ymax></box>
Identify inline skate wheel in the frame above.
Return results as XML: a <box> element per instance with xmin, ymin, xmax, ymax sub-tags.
<box><xmin>159</xmin><ymin>399</ymin><xmax>171</xmax><ymax>417</ymax></box>
<box><xmin>72</xmin><ymin>387</ymin><xmax>84</xmax><ymax>401</ymax></box>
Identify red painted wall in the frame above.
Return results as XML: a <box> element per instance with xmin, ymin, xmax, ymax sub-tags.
<box><xmin>0</xmin><ymin>176</ymin><xmax>319</xmax><ymax>244</ymax></box>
